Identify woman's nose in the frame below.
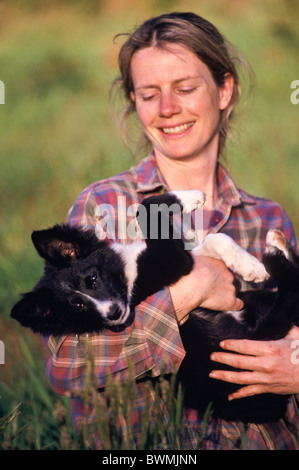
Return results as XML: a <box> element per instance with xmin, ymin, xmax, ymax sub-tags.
<box><xmin>159</xmin><ymin>91</ymin><xmax>181</xmax><ymax>117</ymax></box>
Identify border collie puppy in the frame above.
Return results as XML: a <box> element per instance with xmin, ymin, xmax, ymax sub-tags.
<box><xmin>11</xmin><ymin>191</ymin><xmax>299</xmax><ymax>423</ymax></box>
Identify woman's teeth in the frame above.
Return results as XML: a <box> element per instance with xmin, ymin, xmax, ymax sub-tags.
<box><xmin>162</xmin><ymin>122</ymin><xmax>194</xmax><ymax>134</ymax></box>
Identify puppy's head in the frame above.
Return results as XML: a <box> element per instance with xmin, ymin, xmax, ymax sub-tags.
<box><xmin>11</xmin><ymin>225</ymin><xmax>132</xmax><ymax>335</ymax></box>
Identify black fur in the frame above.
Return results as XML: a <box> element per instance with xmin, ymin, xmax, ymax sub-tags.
<box><xmin>11</xmin><ymin>225</ymin><xmax>131</xmax><ymax>335</ymax></box>
<box><xmin>11</xmin><ymin>193</ymin><xmax>299</xmax><ymax>423</ymax></box>
<box><xmin>178</xmin><ymin>242</ymin><xmax>299</xmax><ymax>423</ymax></box>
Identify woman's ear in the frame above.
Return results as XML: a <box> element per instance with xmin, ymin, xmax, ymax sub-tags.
<box><xmin>129</xmin><ymin>91</ymin><xmax>135</xmax><ymax>102</ymax></box>
<box><xmin>219</xmin><ymin>73</ymin><xmax>235</xmax><ymax>111</ymax></box>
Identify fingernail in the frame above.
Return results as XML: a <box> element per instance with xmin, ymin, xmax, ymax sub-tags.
<box><xmin>210</xmin><ymin>354</ymin><xmax>215</xmax><ymax>361</ymax></box>
<box><xmin>209</xmin><ymin>371</ymin><xmax>216</xmax><ymax>378</ymax></box>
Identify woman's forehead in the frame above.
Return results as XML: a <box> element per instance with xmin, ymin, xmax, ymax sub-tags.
<box><xmin>130</xmin><ymin>45</ymin><xmax>212</xmax><ymax>88</ymax></box>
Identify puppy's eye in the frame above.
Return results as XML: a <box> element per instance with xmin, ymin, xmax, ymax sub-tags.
<box><xmin>85</xmin><ymin>272</ymin><xmax>99</xmax><ymax>290</ymax></box>
<box><xmin>75</xmin><ymin>302</ymin><xmax>85</xmax><ymax>311</ymax></box>
<box><xmin>70</xmin><ymin>297</ymin><xmax>86</xmax><ymax>311</ymax></box>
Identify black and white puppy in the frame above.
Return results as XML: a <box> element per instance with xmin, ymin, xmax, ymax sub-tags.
<box><xmin>11</xmin><ymin>191</ymin><xmax>299</xmax><ymax>423</ymax></box>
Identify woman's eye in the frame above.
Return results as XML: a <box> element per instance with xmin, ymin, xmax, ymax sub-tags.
<box><xmin>142</xmin><ymin>94</ymin><xmax>156</xmax><ymax>102</ymax></box>
<box><xmin>179</xmin><ymin>87</ymin><xmax>196</xmax><ymax>95</ymax></box>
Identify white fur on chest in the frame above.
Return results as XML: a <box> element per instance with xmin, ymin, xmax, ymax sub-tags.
<box><xmin>112</xmin><ymin>242</ymin><xmax>147</xmax><ymax>295</ymax></box>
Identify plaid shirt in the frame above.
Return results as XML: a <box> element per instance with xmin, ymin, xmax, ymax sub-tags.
<box><xmin>43</xmin><ymin>153</ymin><xmax>299</xmax><ymax>449</ymax></box>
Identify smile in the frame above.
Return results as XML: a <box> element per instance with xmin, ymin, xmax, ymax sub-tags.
<box><xmin>162</xmin><ymin>122</ymin><xmax>194</xmax><ymax>135</ymax></box>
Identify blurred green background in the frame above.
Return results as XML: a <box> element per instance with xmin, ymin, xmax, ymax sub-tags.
<box><xmin>0</xmin><ymin>0</ymin><xmax>298</xmax><ymax>449</ymax></box>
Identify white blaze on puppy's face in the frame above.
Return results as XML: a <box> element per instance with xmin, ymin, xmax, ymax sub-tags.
<box><xmin>76</xmin><ymin>293</ymin><xmax>130</xmax><ymax>325</ymax></box>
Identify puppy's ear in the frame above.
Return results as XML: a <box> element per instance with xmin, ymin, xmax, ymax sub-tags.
<box><xmin>31</xmin><ymin>224</ymin><xmax>106</xmax><ymax>267</ymax></box>
<box><xmin>31</xmin><ymin>224</ymin><xmax>87</xmax><ymax>266</ymax></box>
<box><xmin>11</xmin><ymin>288</ymin><xmax>57</xmax><ymax>335</ymax></box>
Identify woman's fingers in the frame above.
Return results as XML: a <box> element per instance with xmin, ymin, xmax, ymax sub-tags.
<box><xmin>210</xmin><ymin>351</ymin><xmax>265</xmax><ymax>373</ymax></box>
<box><xmin>209</xmin><ymin>329</ymin><xmax>299</xmax><ymax>399</ymax></box>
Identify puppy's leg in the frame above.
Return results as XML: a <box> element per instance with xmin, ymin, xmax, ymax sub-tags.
<box><xmin>138</xmin><ymin>190</ymin><xmax>206</xmax><ymax>242</ymax></box>
<box><xmin>193</xmin><ymin>233</ymin><xmax>269</xmax><ymax>283</ymax></box>
<box><xmin>140</xmin><ymin>190</ymin><xmax>206</xmax><ymax>215</ymax></box>
<box><xmin>169</xmin><ymin>190</ymin><xmax>206</xmax><ymax>248</ymax></box>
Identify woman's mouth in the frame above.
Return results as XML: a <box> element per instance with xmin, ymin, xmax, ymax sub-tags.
<box><xmin>161</xmin><ymin>122</ymin><xmax>195</xmax><ymax>136</ymax></box>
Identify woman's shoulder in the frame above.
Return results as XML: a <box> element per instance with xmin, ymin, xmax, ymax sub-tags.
<box><xmin>238</xmin><ymin>188</ymin><xmax>297</xmax><ymax>243</ymax></box>
<box><xmin>73</xmin><ymin>153</ymin><xmax>163</xmax><ymax>205</ymax></box>
<box><xmin>68</xmin><ymin>166</ymin><xmax>142</xmax><ymax>217</ymax></box>
<box><xmin>66</xmin><ymin>165</ymin><xmax>140</xmax><ymax>228</ymax></box>
<box><xmin>239</xmin><ymin>188</ymin><xmax>290</xmax><ymax>217</ymax></box>
<box><xmin>82</xmin><ymin>166</ymin><xmax>138</xmax><ymax>197</ymax></box>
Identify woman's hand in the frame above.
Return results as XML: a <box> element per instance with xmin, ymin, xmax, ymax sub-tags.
<box><xmin>210</xmin><ymin>325</ymin><xmax>299</xmax><ymax>400</ymax></box>
<box><xmin>169</xmin><ymin>255</ymin><xmax>244</xmax><ymax>323</ymax></box>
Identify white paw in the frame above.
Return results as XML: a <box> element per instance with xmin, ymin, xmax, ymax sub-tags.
<box><xmin>222</xmin><ymin>241</ymin><xmax>269</xmax><ymax>283</ymax></box>
<box><xmin>170</xmin><ymin>190</ymin><xmax>206</xmax><ymax>213</ymax></box>
<box><xmin>266</xmin><ymin>229</ymin><xmax>284</xmax><ymax>247</ymax></box>
<box><xmin>266</xmin><ymin>229</ymin><xmax>289</xmax><ymax>255</ymax></box>
<box><xmin>232</xmin><ymin>256</ymin><xmax>269</xmax><ymax>283</ymax></box>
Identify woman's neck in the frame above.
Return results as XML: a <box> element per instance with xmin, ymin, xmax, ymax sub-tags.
<box><xmin>155</xmin><ymin>152</ymin><xmax>219</xmax><ymax>210</ymax></box>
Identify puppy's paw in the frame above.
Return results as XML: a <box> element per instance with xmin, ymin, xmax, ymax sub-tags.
<box><xmin>235</xmin><ymin>256</ymin><xmax>269</xmax><ymax>283</ymax></box>
<box><xmin>266</xmin><ymin>229</ymin><xmax>286</xmax><ymax>247</ymax></box>
<box><xmin>170</xmin><ymin>190</ymin><xmax>206</xmax><ymax>213</ymax></box>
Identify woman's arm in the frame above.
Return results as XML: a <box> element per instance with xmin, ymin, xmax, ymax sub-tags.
<box><xmin>169</xmin><ymin>254</ymin><xmax>244</xmax><ymax>324</ymax></box>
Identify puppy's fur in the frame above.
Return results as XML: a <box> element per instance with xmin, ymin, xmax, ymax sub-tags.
<box><xmin>11</xmin><ymin>191</ymin><xmax>299</xmax><ymax>423</ymax></box>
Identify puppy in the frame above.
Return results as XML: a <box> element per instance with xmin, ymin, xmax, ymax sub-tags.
<box><xmin>11</xmin><ymin>191</ymin><xmax>299</xmax><ymax>423</ymax></box>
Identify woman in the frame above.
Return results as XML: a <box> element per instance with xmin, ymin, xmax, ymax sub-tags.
<box><xmin>43</xmin><ymin>12</ymin><xmax>299</xmax><ymax>449</ymax></box>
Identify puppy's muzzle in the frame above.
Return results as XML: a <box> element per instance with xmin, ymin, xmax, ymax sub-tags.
<box><xmin>106</xmin><ymin>303</ymin><xmax>123</xmax><ymax>321</ymax></box>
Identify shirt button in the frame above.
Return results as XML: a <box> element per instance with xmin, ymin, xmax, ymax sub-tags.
<box><xmin>212</xmin><ymin>214</ymin><xmax>222</xmax><ymax>224</ymax></box>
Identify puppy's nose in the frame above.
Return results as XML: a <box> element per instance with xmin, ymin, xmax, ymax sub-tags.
<box><xmin>107</xmin><ymin>304</ymin><xmax>122</xmax><ymax>321</ymax></box>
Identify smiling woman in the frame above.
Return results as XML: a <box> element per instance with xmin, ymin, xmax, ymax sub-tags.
<box><xmin>42</xmin><ymin>12</ymin><xmax>299</xmax><ymax>450</ymax></box>
<box><xmin>115</xmin><ymin>12</ymin><xmax>242</xmax><ymax>160</ymax></box>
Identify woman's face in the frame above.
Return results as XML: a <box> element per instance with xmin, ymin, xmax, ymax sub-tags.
<box><xmin>130</xmin><ymin>44</ymin><xmax>233</xmax><ymax>162</ymax></box>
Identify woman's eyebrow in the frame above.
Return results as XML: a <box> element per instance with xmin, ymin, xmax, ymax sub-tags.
<box><xmin>134</xmin><ymin>75</ymin><xmax>201</xmax><ymax>91</ymax></box>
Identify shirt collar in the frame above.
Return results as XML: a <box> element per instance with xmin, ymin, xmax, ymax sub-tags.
<box><xmin>135</xmin><ymin>153</ymin><xmax>256</xmax><ymax>206</ymax></box>
<box><xmin>135</xmin><ymin>153</ymin><xmax>168</xmax><ymax>193</ymax></box>
<box><xmin>217</xmin><ymin>163</ymin><xmax>256</xmax><ymax>207</ymax></box>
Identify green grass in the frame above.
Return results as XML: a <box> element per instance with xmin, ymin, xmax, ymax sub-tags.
<box><xmin>0</xmin><ymin>0</ymin><xmax>299</xmax><ymax>450</ymax></box>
